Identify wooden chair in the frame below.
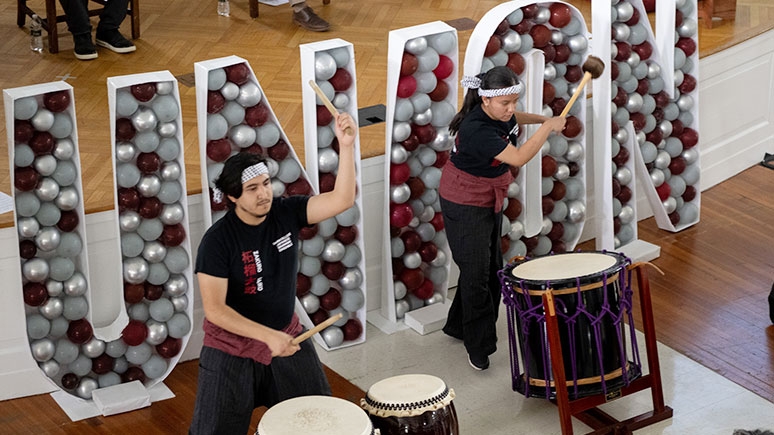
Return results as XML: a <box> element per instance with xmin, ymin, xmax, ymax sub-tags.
<box><xmin>17</xmin><ymin>0</ymin><xmax>140</xmax><ymax>54</ymax></box>
<box><xmin>697</xmin><ymin>0</ymin><xmax>737</xmax><ymax>28</ymax></box>
<box><xmin>248</xmin><ymin>0</ymin><xmax>330</xmax><ymax>18</ymax></box>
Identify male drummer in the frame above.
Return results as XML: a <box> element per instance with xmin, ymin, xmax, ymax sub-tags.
<box><xmin>189</xmin><ymin>112</ymin><xmax>357</xmax><ymax>434</ymax></box>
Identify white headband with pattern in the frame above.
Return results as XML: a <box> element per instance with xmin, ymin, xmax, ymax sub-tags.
<box><xmin>461</xmin><ymin>75</ymin><xmax>523</xmax><ymax>97</ymax></box>
<box><xmin>212</xmin><ymin>162</ymin><xmax>269</xmax><ymax>203</ymax></box>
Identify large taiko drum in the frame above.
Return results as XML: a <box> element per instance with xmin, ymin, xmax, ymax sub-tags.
<box><xmin>361</xmin><ymin>374</ymin><xmax>459</xmax><ymax>435</ymax></box>
<box><xmin>499</xmin><ymin>251</ymin><xmax>643</xmax><ymax>400</ymax></box>
<box><xmin>256</xmin><ymin>395</ymin><xmax>378</xmax><ymax>435</ymax></box>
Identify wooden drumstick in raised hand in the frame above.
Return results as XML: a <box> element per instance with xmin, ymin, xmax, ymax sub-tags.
<box><xmin>308</xmin><ymin>80</ymin><xmax>354</xmax><ymax>136</ymax></box>
<box><xmin>559</xmin><ymin>55</ymin><xmax>605</xmax><ymax>117</ymax></box>
<box><xmin>291</xmin><ymin>312</ymin><xmax>344</xmax><ymax>345</ymax></box>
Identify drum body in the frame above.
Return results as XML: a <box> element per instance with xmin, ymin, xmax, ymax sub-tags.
<box><xmin>499</xmin><ymin>251</ymin><xmax>642</xmax><ymax>400</ymax></box>
<box><xmin>361</xmin><ymin>374</ymin><xmax>459</xmax><ymax>435</ymax></box>
<box><xmin>256</xmin><ymin>395</ymin><xmax>377</xmax><ymax>435</ymax></box>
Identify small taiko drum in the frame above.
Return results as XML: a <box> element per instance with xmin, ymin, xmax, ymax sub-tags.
<box><xmin>499</xmin><ymin>251</ymin><xmax>643</xmax><ymax>400</ymax></box>
<box><xmin>256</xmin><ymin>395</ymin><xmax>378</xmax><ymax>435</ymax></box>
<box><xmin>361</xmin><ymin>374</ymin><xmax>459</xmax><ymax>435</ymax></box>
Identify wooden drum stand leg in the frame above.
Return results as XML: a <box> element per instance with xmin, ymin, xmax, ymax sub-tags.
<box><xmin>542</xmin><ymin>263</ymin><xmax>674</xmax><ymax>435</ymax></box>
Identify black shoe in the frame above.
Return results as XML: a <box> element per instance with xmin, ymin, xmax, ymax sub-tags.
<box><xmin>293</xmin><ymin>6</ymin><xmax>330</xmax><ymax>32</ymax></box>
<box><xmin>468</xmin><ymin>354</ymin><xmax>490</xmax><ymax>371</ymax></box>
<box><xmin>95</xmin><ymin>30</ymin><xmax>136</xmax><ymax>54</ymax></box>
<box><xmin>73</xmin><ymin>33</ymin><xmax>97</xmax><ymax>60</ymax></box>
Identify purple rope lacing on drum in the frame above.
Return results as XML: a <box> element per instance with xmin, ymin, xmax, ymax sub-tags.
<box><xmin>499</xmin><ymin>252</ymin><xmax>643</xmax><ymax>400</ymax></box>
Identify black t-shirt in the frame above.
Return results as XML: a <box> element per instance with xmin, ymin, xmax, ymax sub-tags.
<box><xmin>195</xmin><ymin>196</ymin><xmax>309</xmax><ymax>330</ymax></box>
<box><xmin>450</xmin><ymin>104</ymin><xmax>519</xmax><ymax>178</ymax></box>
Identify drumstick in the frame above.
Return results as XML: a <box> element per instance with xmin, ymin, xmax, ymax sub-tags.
<box><xmin>559</xmin><ymin>56</ymin><xmax>605</xmax><ymax>117</ymax></box>
<box><xmin>308</xmin><ymin>80</ymin><xmax>354</xmax><ymax>136</ymax></box>
<box><xmin>292</xmin><ymin>312</ymin><xmax>344</xmax><ymax>345</ymax></box>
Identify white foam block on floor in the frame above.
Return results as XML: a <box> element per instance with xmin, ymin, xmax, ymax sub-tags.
<box><xmin>91</xmin><ymin>380</ymin><xmax>151</xmax><ymax>416</ymax></box>
<box><xmin>404</xmin><ymin>301</ymin><xmax>450</xmax><ymax>335</ymax></box>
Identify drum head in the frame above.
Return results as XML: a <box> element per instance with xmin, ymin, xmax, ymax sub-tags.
<box><xmin>509</xmin><ymin>252</ymin><xmax>627</xmax><ymax>290</ymax></box>
<box><xmin>257</xmin><ymin>395</ymin><xmax>373</xmax><ymax>435</ymax></box>
<box><xmin>362</xmin><ymin>374</ymin><xmax>454</xmax><ymax>418</ymax></box>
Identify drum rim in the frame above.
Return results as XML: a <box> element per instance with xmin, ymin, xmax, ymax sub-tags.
<box><xmin>506</xmin><ymin>251</ymin><xmax>629</xmax><ymax>291</ymax></box>
<box><xmin>361</xmin><ymin>387</ymin><xmax>456</xmax><ymax>418</ymax></box>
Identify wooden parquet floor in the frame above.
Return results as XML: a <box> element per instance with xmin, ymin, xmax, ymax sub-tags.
<box><xmin>1</xmin><ymin>0</ymin><xmax>773</xmax><ymax>431</ymax></box>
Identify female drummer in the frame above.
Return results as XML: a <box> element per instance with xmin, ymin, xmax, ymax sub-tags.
<box><xmin>439</xmin><ymin>66</ymin><xmax>566</xmax><ymax>370</ymax></box>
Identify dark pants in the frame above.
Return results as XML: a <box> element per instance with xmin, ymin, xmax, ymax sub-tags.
<box><xmin>440</xmin><ymin>197</ymin><xmax>503</xmax><ymax>359</ymax></box>
<box><xmin>58</xmin><ymin>0</ymin><xmax>129</xmax><ymax>36</ymax></box>
<box><xmin>189</xmin><ymin>341</ymin><xmax>331</xmax><ymax>435</ymax></box>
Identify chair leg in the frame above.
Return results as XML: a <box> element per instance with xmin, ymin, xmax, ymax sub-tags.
<box><xmin>45</xmin><ymin>0</ymin><xmax>59</xmax><ymax>54</ymax></box>
<box><xmin>130</xmin><ymin>0</ymin><xmax>140</xmax><ymax>39</ymax></box>
<box><xmin>17</xmin><ymin>0</ymin><xmax>26</xmax><ymax>27</ymax></box>
<box><xmin>249</xmin><ymin>0</ymin><xmax>259</xmax><ymax>18</ymax></box>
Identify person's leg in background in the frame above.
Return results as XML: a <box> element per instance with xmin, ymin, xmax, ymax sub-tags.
<box><xmin>290</xmin><ymin>0</ymin><xmax>329</xmax><ymax>32</ymax></box>
<box><xmin>58</xmin><ymin>0</ymin><xmax>97</xmax><ymax>60</ymax></box>
<box><xmin>95</xmin><ymin>0</ymin><xmax>136</xmax><ymax>54</ymax></box>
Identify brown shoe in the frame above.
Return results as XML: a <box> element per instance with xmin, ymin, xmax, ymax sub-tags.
<box><xmin>293</xmin><ymin>6</ymin><xmax>330</xmax><ymax>32</ymax></box>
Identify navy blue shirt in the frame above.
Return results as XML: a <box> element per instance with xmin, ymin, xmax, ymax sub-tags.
<box><xmin>450</xmin><ymin>104</ymin><xmax>519</xmax><ymax>178</ymax></box>
<box><xmin>195</xmin><ymin>196</ymin><xmax>309</xmax><ymax>330</ymax></box>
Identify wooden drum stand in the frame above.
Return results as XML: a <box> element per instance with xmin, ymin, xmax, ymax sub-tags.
<box><xmin>542</xmin><ymin>263</ymin><xmax>673</xmax><ymax>434</ymax></box>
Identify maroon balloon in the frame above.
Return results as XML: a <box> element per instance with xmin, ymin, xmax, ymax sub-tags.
<box><xmin>618</xmin><ymin>185</ymin><xmax>633</xmax><ymax>204</ymax></box>
<box><xmin>67</xmin><ymin>318</ymin><xmax>94</xmax><ymax>345</ymax></box>
<box><xmin>412</xmin><ymin>278</ymin><xmax>435</xmax><ymax>299</ymax></box>
<box><xmin>562</xmin><ymin>116</ymin><xmax>583</xmax><ymax>138</ymax></box>
<box><xmin>335</xmin><ymin>225</ymin><xmax>358</xmax><ymax>245</ymax></box>
<box><xmin>542</xmin><ymin>196</ymin><xmax>555</xmax><ymax>215</ymax></box>
<box><xmin>401</xmin><ymin>134</ymin><xmax>420</xmax><ymax>152</ymax></box>
<box><xmin>549</xmin><ymin>3</ymin><xmax>572</xmax><ymax>27</ymax></box>
<box><xmin>669</xmin><ymin>157</ymin><xmax>687</xmax><ymax>175</ymax></box>
<box><xmin>656</xmin><ymin>182</ymin><xmax>671</xmax><ymax>201</ymax></box>
<box><xmin>145</xmin><ymin>283</ymin><xmax>164</xmax><ymax>301</ymax></box>
<box><xmin>317</xmin><ymin>104</ymin><xmax>333</xmax><ymax>126</ymax></box>
<box><xmin>529</xmin><ymin>24</ymin><xmax>551</xmax><ymax>48</ymax></box>
<box><xmin>632</xmin><ymin>41</ymin><xmax>653</xmax><ymax>60</ymax></box>
<box><xmin>267</xmin><ymin>140</ymin><xmax>290</xmax><ymax>161</ymax></box>
<box><xmin>286</xmin><ymin>178</ymin><xmax>313</xmax><ymax>196</ymax></box>
<box><xmin>679</xmin><ymin>74</ymin><xmax>697</xmax><ymax>94</ymax></box>
<box><xmin>412</xmin><ymin>124</ymin><xmax>436</xmax><ymax>145</ymax></box>
<box><xmin>121</xmin><ymin>366</ymin><xmax>146</xmax><ymax>384</ymax></box>
<box><xmin>550</xmin><ymin>180</ymin><xmax>566</xmax><ymax>201</ymax></box>
<box><xmin>14</xmin><ymin>166</ymin><xmax>40</xmax><ymax>191</ymax></box>
<box><xmin>116</xmin><ymin>118</ymin><xmax>136</xmax><ymax>141</ymax></box>
<box><xmin>547</xmin><ymin>221</ymin><xmax>564</xmax><ymax>242</ymax></box>
<box><xmin>680</xmin><ymin>128</ymin><xmax>699</xmax><ymax>148</ymax></box>
<box><xmin>319</xmin><ymin>172</ymin><xmax>336</xmax><ymax>193</ymax></box>
<box><xmin>390</xmin><ymin>163</ymin><xmax>411</xmax><ymax>185</ymax></box>
<box><xmin>612</xmin><ymin>146</ymin><xmax>630</xmax><ymax>166</ymax></box>
<box><xmin>15</xmin><ymin>119</ymin><xmax>35</xmax><ymax>143</ymax></box>
<box><xmin>564</xmin><ymin>65</ymin><xmax>583</xmax><ymax>83</ymax></box>
<box><xmin>433</xmin><ymin>150</ymin><xmax>450</xmax><ymax>169</ymax></box>
<box><xmin>136</xmin><ymin>152</ymin><xmax>161</xmax><ymax>174</ymax></box>
<box><xmin>321</xmin><ymin>262</ymin><xmax>346</xmax><ymax>281</ymax></box>
<box><xmin>57</xmin><ymin>210</ymin><xmax>80</xmax><ymax>232</ymax></box>
<box><xmin>542</xmin><ymin>82</ymin><xmax>555</xmax><ymax>105</ymax></box>
<box><xmin>400</xmin><ymin>230</ymin><xmax>422</xmax><ymax>253</ymax></box>
<box><xmin>429</xmin><ymin>212</ymin><xmax>445</xmax><ymax>232</ymax></box>
<box><xmin>206</xmin><ymin>138</ymin><xmax>232</xmax><ymax>162</ymax></box>
<box><xmin>320</xmin><ymin>288</ymin><xmax>342</xmax><ymax>311</ymax></box>
<box><xmin>397</xmin><ymin>76</ymin><xmax>417</xmax><ymax>99</ymax></box>
<box><xmin>433</xmin><ymin>55</ymin><xmax>454</xmax><ymax>80</ymax></box>
<box><xmin>553</xmin><ymin>44</ymin><xmax>571</xmax><ymax>64</ymax></box>
<box><xmin>207</xmin><ymin>90</ymin><xmax>226</xmax><ymax>114</ymax></box>
<box><xmin>428</xmin><ymin>80</ymin><xmax>449</xmax><ymax>102</ymax></box>
<box><xmin>160</xmin><ymin>223</ymin><xmax>186</xmax><ymax>246</ymax></box>
<box><xmin>299</xmin><ymin>225</ymin><xmax>318</xmax><ymax>240</ymax></box>
<box><xmin>567</xmin><ymin>162</ymin><xmax>580</xmax><ymax>177</ymax></box>
<box><xmin>44</xmin><ymin>90</ymin><xmax>71</xmax><ymax>112</ymax></box>
<box><xmin>124</xmin><ymin>282</ymin><xmax>145</xmax><ymax>304</ymax></box>
<box><xmin>330</xmin><ymin>68</ymin><xmax>353</xmax><ymax>92</ymax></box>
<box><xmin>507</xmin><ymin>53</ymin><xmax>525</xmax><ymax>75</ymax></box>
<box><xmin>225</xmin><ymin>63</ymin><xmax>251</xmax><ymax>85</ymax></box>
<box><xmin>615</xmin><ymin>42</ymin><xmax>632</xmax><ymax>62</ymax></box>
<box><xmin>19</xmin><ymin>239</ymin><xmax>37</xmax><ymax>259</ymax></box>
<box><xmin>484</xmin><ymin>35</ymin><xmax>501</xmax><ymax>56</ymax></box>
<box><xmin>244</xmin><ymin>103</ymin><xmax>270</xmax><ymax>127</ymax></box>
<box><xmin>401</xmin><ymin>52</ymin><xmax>419</xmax><ymax>77</ymax></box>
<box><xmin>399</xmin><ymin>267</ymin><xmax>424</xmax><ymax>291</ymax></box>
<box><xmin>156</xmin><ymin>337</ymin><xmax>183</xmax><ymax>359</ymax></box>
<box><xmin>138</xmin><ymin>197</ymin><xmax>163</xmax><ymax>219</ymax></box>
<box><xmin>501</xmin><ymin>237</ymin><xmax>510</xmax><ymax>255</ymax></box>
<box><xmin>297</xmin><ymin>273</ymin><xmax>311</xmax><ymax>297</ymax></box>
<box><xmin>390</xmin><ymin>203</ymin><xmax>414</xmax><ymax>228</ymax></box>
<box><xmin>29</xmin><ymin>131</ymin><xmax>55</xmax><ymax>155</ymax></box>
<box><xmin>503</xmin><ymin>198</ymin><xmax>522</xmax><ymax>220</ymax></box>
<box><xmin>682</xmin><ymin>185</ymin><xmax>697</xmax><ymax>202</ymax></box>
<box><xmin>342</xmin><ymin>318</ymin><xmax>363</xmax><ymax>341</ymax></box>
<box><xmin>418</xmin><ymin>241</ymin><xmax>438</xmax><ymax>263</ymax></box>
<box><xmin>130</xmin><ymin>83</ymin><xmax>157</xmax><ymax>102</ymax></box>
<box><xmin>122</xmin><ymin>320</ymin><xmax>148</xmax><ymax>346</ymax></box>
<box><xmin>91</xmin><ymin>353</ymin><xmax>115</xmax><ymax>375</ymax></box>
<box><xmin>541</xmin><ymin>155</ymin><xmax>557</xmax><ymax>177</ymax></box>
<box><xmin>668</xmin><ymin>211</ymin><xmax>681</xmax><ymax>226</ymax></box>
<box><xmin>676</xmin><ymin>37</ymin><xmax>697</xmax><ymax>57</ymax></box>
<box><xmin>406</xmin><ymin>177</ymin><xmax>425</xmax><ymax>200</ymax></box>
<box><xmin>61</xmin><ymin>373</ymin><xmax>79</xmax><ymax>390</ymax></box>
<box><xmin>309</xmin><ymin>309</ymin><xmax>329</xmax><ymax>326</ymax></box>
<box><xmin>23</xmin><ymin>282</ymin><xmax>48</xmax><ymax>306</ymax></box>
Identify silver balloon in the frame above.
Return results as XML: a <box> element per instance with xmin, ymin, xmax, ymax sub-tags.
<box><xmin>137</xmin><ymin>174</ymin><xmax>162</xmax><ymax>197</ymax></box>
<box><xmin>315</xmin><ymin>52</ymin><xmax>338</xmax><ymax>81</ymax></box>
<box><xmin>146</xmin><ymin>320</ymin><xmax>169</xmax><ymax>345</ymax></box>
<box><xmin>46</xmin><ymin>279</ymin><xmax>64</xmax><ymax>297</ymax></box>
<box><xmin>339</xmin><ymin>268</ymin><xmax>363</xmax><ymax>290</ymax></box>
<box><xmin>119</xmin><ymin>211</ymin><xmax>141</xmax><ymax>232</ymax></box>
<box><xmin>64</xmin><ymin>272</ymin><xmax>88</xmax><ymax>296</ymax></box>
<box><xmin>662</xmin><ymin>197</ymin><xmax>677</xmax><ymax>214</ymax></box>
<box><xmin>30</xmin><ymin>338</ymin><xmax>56</xmax><ymax>362</ymax></box>
<box><xmin>321</xmin><ymin>239</ymin><xmax>346</xmax><ymax>263</ymax></box>
<box><xmin>321</xmin><ymin>326</ymin><xmax>344</xmax><ymax>348</ymax></box>
<box><xmin>76</xmin><ymin>377</ymin><xmax>99</xmax><ymax>400</ymax></box>
<box><xmin>160</xmin><ymin>161</ymin><xmax>182</xmax><ymax>181</ymax></box>
<box><xmin>332</xmin><ymin>92</ymin><xmax>350</xmax><ymax>110</ymax></box>
<box><xmin>229</xmin><ymin>124</ymin><xmax>257</xmax><ymax>148</ymax></box>
<box><xmin>501</xmin><ymin>29</ymin><xmax>522</xmax><ymax>53</ymax></box>
<box><xmin>237</xmin><ymin>82</ymin><xmax>263</xmax><ymax>107</ymax></box>
<box><xmin>318</xmin><ymin>148</ymin><xmax>339</xmax><ymax>174</ymax></box>
<box><xmin>23</xmin><ymin>257</ymin><xmax>49</xmax><ymax>282</ymax></box>
<box><xmin>160</xmin><ymin>203</ymin><xmax>185</xmax><ymax>225</ymax></box>
<box><xmin>429</xmin><ymin>129</ymin><xmax>453</xmax><ymax>152</ymax></box>
<box><xmin>81</xmin><ymin>337</ymin><xmax>106</xmax><ymax>358</ymax></box>
<box><xmin>54</xmin><ymin>186</ymin><xmax>79</xmax><ymax>211</ymax></box>
<box><xmin>171</xmin><ymin>294</ymin><xmax>189</xmax><ymax>312</ymax></box>
<box><xmin>143</xmin><ymin>240</ymin><xmax>168</xmax><ymax>263</ymax></box>
<box><xmin>39</xmin><ymin>297</ymin><xmax>63</xmax><ymax>320</ymax></box>
<box><xmin>412</xmin><ymin>107</ymin><xmax>433</xmax><ymax>126</ymax></box>
<box><xmin>164</xmin><ymin>274</ymin><xmax>188</xmax><ymax>297</ymax></box>
<box><xmin>31</xmin><ymin>108</ymin><xmax>55</xmax><ymax>131</ymax></box>
<box><xmin>430</xmin><ymin>249</ymin><xmax>447</xmax><ymax>267</ymax></box>
<box><xmin>566</xmin><ymin>200</ymin><xmax>586</xmax><ymax>223</ymax></box>
<box><xmin>614</xmin><ymin>166</ymin><xmax>633</xmax><ymax>186</ymax></box>
<box><xmin>650</xmin><ymin>168</ymin><xmax>666</xmax><ymax>187</ymax></box>
<box><xmin>33</xmin><ymin>155</ymin><xmax>57</xmax><ymax>177</ymax></box>
<box><xmin>395</xmin><ymin>299</ymin><xmax>410</xmax><ymax>319</ymax></box>
<box><xmin>654</xmin><ymin>150</ymin><xmax>672</xmax><ymax>170</ymax></box>
<box><xmin>18</xmin><ymin>216</ymin><xmax>40</xmax><ymax>238</ymax></box>
<box><xmin>123</xmin><ymin>256</ymin><xmax>150</xmax><ymax>284</ymax></box>
<box><xmin>39</xmin><ymin>359</ymin><xmax>61</xmax><ymax>377</ymax></box>
<box><xmin>157</xmin><ymin>121</ymin><xmax>177</xmax><ymax>138</ymax></box>
<box><xmin>391</xmin><ymin>144</ymin><xmax>409</xmax><ymax>164</ymax></box>
<box><xmin>115</xmin><ymin>142</ymin><xmax>137</xmax><ymax>163</ymax></box>
<box><xmin>403</xmin><ymin>252</ymin><xmax>422</xmax><ymax>269</ymax></box>
<box><xmin>404</xmin><ymin>37</ymin><xmax>428</xmax><ymax>55</ymax></box>
<box><xmin>565</xmin><ymin>142</ymin><xmax>584</xmax><ymax>162</ymax></box>
<box><xmin>392</xmin><ymin>121</ymin><xmax>412</xmax><ymax>143</ymax></box>
<box><xmin>35</xmin><ymin>226</ymin><xmax>61</xmax><ymax>251</ymax></box>
<box><xmin>132</xmin><ymin>107</ymin><xmax>158</xmax><ymax>132</ymax></box>
<box><xmin>300</xmin><ymin>293</ymin><xmax>320</xmax><ymax>314</ymax></box>
<box><xmin>618</xmin><ymin>205</ymin><xmax>635</xmax><ymax>224</ymax></box>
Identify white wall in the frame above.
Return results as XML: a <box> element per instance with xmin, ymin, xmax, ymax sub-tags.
<box><xmin>2</xmin><ymin>28</ymin><xmax>773</xmax><ymax>401</ymax></box>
